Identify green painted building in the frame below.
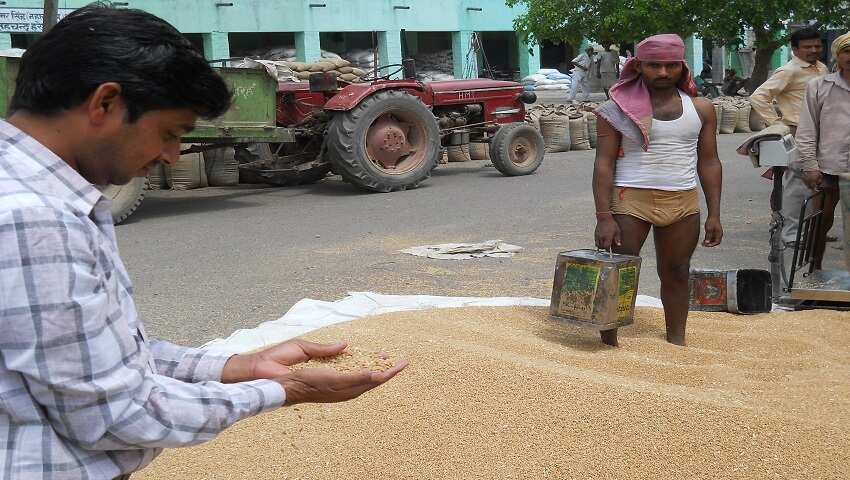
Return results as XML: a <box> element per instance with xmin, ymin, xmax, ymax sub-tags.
<box><xmin>0</xmin><ymin>0</ymin><xmax>545</xmax><ymax>78</ymax></box>
<box><xmin>0</xmin><ymin>1</ymin><xmax>713</xmax><ymax>80</ymax></box>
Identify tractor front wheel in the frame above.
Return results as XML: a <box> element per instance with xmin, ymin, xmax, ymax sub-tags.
<box><xmin>489</xmin><ymin>123</ymin><xmax>545</xmax><ymax>176</ymax></box>
<box><xmin>327</xmin><ymin>90</ymin><xmax>439</xmax><ymax>192</ymax></box>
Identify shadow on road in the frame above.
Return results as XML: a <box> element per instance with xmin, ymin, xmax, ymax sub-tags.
<box><xmin>124</xmin><ymin>194</ymin><xmax>257</xmax><ymax>224</ymax></box>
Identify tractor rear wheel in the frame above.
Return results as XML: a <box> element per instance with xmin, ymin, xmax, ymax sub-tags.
<box><xmin>98</xmin><ymin>176</ymin><xmax>148</xmax><ymax>224</ymax></box>
<box><xmin>327</xmin><ymin>90</ymin><xmax>439</xmax><ymax>192</ymax></box>
<box><xmin>489</xmin><ymin>123</ymin><xmax>545</xmax><ymax>176</ymax></box>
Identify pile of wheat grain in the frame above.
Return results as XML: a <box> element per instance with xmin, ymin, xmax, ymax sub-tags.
<box><xmin>136</xmin><ymin>306</ymin><xmax>850</xmax><ymax>479</ymax></box>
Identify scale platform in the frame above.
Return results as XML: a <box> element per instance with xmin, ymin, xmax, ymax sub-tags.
<box><xmin>790</xmin><ymin>270</ymin><xmax>850</xmax><ymax>302</ymax></box>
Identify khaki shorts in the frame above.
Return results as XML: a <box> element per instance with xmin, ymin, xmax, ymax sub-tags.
<box><xmin>611</xmin><ymin>187</ymin><xmax>700</xmax><ymax>227</ymax></box>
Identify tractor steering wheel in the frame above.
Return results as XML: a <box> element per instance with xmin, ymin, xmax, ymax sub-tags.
<box><xmin>361</xmin><ymin>64</ymin><xmax>406</xmax><ymax>82</ymax></box>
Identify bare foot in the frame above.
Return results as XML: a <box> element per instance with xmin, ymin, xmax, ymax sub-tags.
<box><xmin>600</xmin><ymin>329</ymin><xmax>618</xmax><ymax>347</ymax></box>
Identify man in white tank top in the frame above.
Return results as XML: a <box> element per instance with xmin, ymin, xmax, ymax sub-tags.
<box><xmin>593</xmin><ymin>34</ymin><xmax>724</xmax><ymax>347</ymax></box>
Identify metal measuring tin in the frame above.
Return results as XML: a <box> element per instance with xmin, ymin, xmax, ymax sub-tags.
<box><xmin>550</xmin><ymin>249</ymin><xmax>642</xmax><ymax>331</ymax></box>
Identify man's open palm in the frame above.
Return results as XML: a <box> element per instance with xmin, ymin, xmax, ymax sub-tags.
<box><xmin>251</xmin><ymin>339</ymin><xmax>349</xmax><ymax>379</ymax></box>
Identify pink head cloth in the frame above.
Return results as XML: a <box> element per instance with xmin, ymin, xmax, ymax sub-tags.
<box><xmin>607</xmin><ymin>34</ymin><xmax>699</xmax><ymax>150</ymax></box>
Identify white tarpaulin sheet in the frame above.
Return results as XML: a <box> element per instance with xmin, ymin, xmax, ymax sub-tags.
<box><xmin>201</xmin><ymin>291</ymin><xmax>664</xmax><ymax>355</ymax></box>
<box><xmin>400</xmin><ymin>240</ymin><xmax>523</xmax><ymax>260</ymax></box>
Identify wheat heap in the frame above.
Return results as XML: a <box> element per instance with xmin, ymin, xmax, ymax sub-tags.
<box><xmin>137</xmin><ymin>306</ymin><xmax>849</xmax><ymax>480</ymax></box>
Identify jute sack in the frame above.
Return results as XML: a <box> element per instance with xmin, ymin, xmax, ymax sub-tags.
<box><xmin>340</xmin><ymin>73</ymin><xmax>358</xmax><ymax>82</ymax></box>
<box><xmin>569</xmin><ymin>115</ymin><xmax>591</xmax><ymax>151</ymax></box>
<box><xmin>147</xmin><ymin>163</ymin><xmax>166</xmax><ymax>190</ymax></box>
<box><xmin>749</xmin><ymin>106</ymin><xmax>767</xmax><ymax>132</ymax></box>
<box><xmin>204</xmin><ymin>147</ymin><xmax>239</xmax><ymax>187</ymax></box>
<box><xmin>585</xmin><ymin>113</ymin><xmax>598</xmax><ymax>149</ymax></box>
<box><xmin>167</xmin><ymin>148</ymin><xmax>207</xmax><ymax>190</ymax></box>
<box><xmin>713</xmin><ymin>104</ymin><xmax>723</xmax><ymax>134</ymax></box>
<box><xmin>329</xmin><ymin>58</ymin><xmax>351</xmax><ymax>69</ymax></box>
<box><xmin>469</xmin><ymin>142</ymin><xmax>490</xmax><ymax>160</ymax></box>
<box><xmin>525</xmin><ymin>107</ymin><xmax>544</xmax><ymax>131</ymax></box>
<box><xmin>719</xmin><ymin>104</ymin><xmax>738</xmax><ymax>134</ymax></box>
<box><xmin>539</xmin><ymin>113</ymin><xmax>572</xmax><ymax>153</ymax></box>
<box><xmin>734</xmin><ymin>103</ymin><xmax>753</xmax><ymax>133</ymax></box>
<box><xmin>447</xmin><ymin>144</ymin><xmax>471</xmax><ymax>162</ymax></box>
<box><xmin>439</xmin><ymin>148</ymin><xmax>449</xmax><ymax>164</ymax></box>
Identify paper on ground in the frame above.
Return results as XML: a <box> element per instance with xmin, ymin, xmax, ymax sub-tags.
<box><xmin>400</xmin><ymin>240</ymin><xmax>523</xmax><ymax>260</ymax></box>
<box><xmin>202</xmin><ymin>291</ymin><xmax>664</xmax><ymax>355</ymax></box>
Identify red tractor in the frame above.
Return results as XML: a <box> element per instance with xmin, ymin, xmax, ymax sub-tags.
<box><xmin>237</xmin><ymin>63</ymin><xmax>544</xmax><ymax>192</ymax></box>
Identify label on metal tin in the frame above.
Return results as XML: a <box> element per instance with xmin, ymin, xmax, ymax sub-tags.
<box><xmin>558</xmin><ymin>263</ymin><xmax>601</xmax><ymax>319</ymax></box>
<box><xmin>691</xmin><ymin>276</ymin><xmax>726</xmax><ymax>305</ymax></box>
<box><xmin>617</xmin><ymin>266</ymin><xmax>637</xmax><ymax>321</ymax></box>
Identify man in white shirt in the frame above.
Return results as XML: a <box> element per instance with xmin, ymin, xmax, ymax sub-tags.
<box><xmin>593</xmin><ymin>34</ymin><xmax>723</xmax><ymax>347</ymax></box>
<box><xmin>568</xmin><ymin>45</ymin><xmax>595</xmax><ymax>102</ymax></box>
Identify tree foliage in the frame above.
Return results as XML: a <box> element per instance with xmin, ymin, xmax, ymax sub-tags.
<box><xmin>507</xmin><ymin>0</ymin><xmax>850</xmax><ymax>86</ymax></box>
<box><xmin>506</xmin><ymin>0</ymin><xmax>704</xmax><ymax>47</ymax></box>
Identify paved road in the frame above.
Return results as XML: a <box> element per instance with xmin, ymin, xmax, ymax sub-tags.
<box><xmin>118</xmin><ymin>133</ymin><xmax>842</xmax><ymax>346</ymax></box>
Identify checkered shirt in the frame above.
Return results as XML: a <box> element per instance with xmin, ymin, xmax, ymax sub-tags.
<box><xmin>0</xmin><ymin>120</ymin><xmax>285</xmax><ymax>479</ymax></box>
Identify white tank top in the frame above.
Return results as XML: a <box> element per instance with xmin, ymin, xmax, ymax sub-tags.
<box><xmin>614</xmin><ymin>90</ymin><xmax>702</xmax><ymax>190</ymax></box>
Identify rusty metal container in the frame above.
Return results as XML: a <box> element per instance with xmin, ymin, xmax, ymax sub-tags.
<box><xmin>689</xmin><ymin>269</ymin><xmax>771</xmax><ymax>314</ymax></box>
<box><xmin>549</xmin><ymin>249</ymin><xmax>642</xmax><ymax>330</ymax></box>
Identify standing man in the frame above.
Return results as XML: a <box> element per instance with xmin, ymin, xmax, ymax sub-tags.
<box><xmin>0</xmin><ymin>6</ymin><xmax>406</xmax><ymax>480</ymax></box>
<box><xmin>750</xmin><ymin>27</ymin><xmax>828</xmax><ymax>246</ymax></box>
<box><xmin>722</xmin><ymin>68</ymin><xmax>748</xmax><ymax>96</ymax></box>
<box><xmin>593</xmin><ymin>34</ymin><xmax>723</xmax><ymax>347</ymax></box>
<box><xmin>568</xmin><ymin>45</ymin><xmax>595</xmax><ymax>103</ymax></box>
<box><xmin>598</xmin><ymin>44</ymin><xmax>621</xmax><ymax>99</ymax></box>
<box><xmin>795</xmin><ymin>32</ymin><xmax>850</xmax><ymax>269</ymax></box>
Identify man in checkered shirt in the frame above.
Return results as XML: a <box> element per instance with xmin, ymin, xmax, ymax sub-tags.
<box><xmin>0</xmin><ymin>6</ymin><xmax>406</xmax><ymax>479</ymax></box>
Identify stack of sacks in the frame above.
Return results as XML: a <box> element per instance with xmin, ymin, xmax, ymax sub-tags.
<box><xmin>344</xmin><ymin>49</ymin><xmax>376</xmax><ymax>71</ymax></box>
<box><xmin>261</xmin><ymin>46</ymin><xmax>297</xmax><ymax>62</ymax></box>
<box><xmin>235</xmin><ymin>46</ymin><xmax>367</xmax><ymax>82</ymax></box>
<box><xmin>576</xmin><ymin>102</ymin><xmax>602</xmax><ymax>148</ymax></box>
<box><xmin>408</xmin><ymin>49</ymin><xmax>455</xmax><ymax>82</ymax></box>
<box><xmin>232</xmin><ymin>58</ymin><xmax>299</xmax><ymax>82</ymax></box>
<box><xmin>711</xmin><ymin>96</ymin><xmax>763</xmax><ymax>134</ymax></box>
<box><xmin>521</xmin><ymin>68</ymin><xmax>572</xmax><ymax>91</ymax></box>
<box><xmin>526</xmin><ymin>103</ymin><xmax>602</xmax><ymax>152</ymax></box>
<box><xmin>413</xmin><ymin>50</ymin><xmax>454</xmax><ymax>76</ymax></box>
<box><xmin>417</xmin><ymin>71</ymin><xmax>456</xmax><ymax>83</ymax></box>
<box><xmin>534</xmin><ymin>105</ymin><xmax>571</xmax><ymax>152</ymax></box>
<box><xmin>255</xmin><ymin>46</ymin><xmax>342</xmax><ymax>63</ymax></box>
<box><xmin>247</xmin><ymin>58</ymin><xmax>368</xmax><ymax>83</ymax></box>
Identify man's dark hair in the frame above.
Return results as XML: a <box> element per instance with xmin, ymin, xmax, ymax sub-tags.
<box><xmin>790</xmin><ymin>27</ymin><xmax>822</xmax><ymax>48</ymax></box>
<box><xmin>10</xmin><ymin>3</ymin><xmax>230</xmax><ymax>121</ymax></box>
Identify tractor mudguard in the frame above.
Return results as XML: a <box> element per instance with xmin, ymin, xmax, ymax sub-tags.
<box><xmin>324</xmin><ymin>81</ymin><xmax>429</xmax><ymax>111</ymax></box>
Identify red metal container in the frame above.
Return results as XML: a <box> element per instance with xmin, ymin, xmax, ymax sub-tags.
<box><xmin>689</xmin><ymin>269</ymin><xmax>772</xmax><ymax>314</ymax></box>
